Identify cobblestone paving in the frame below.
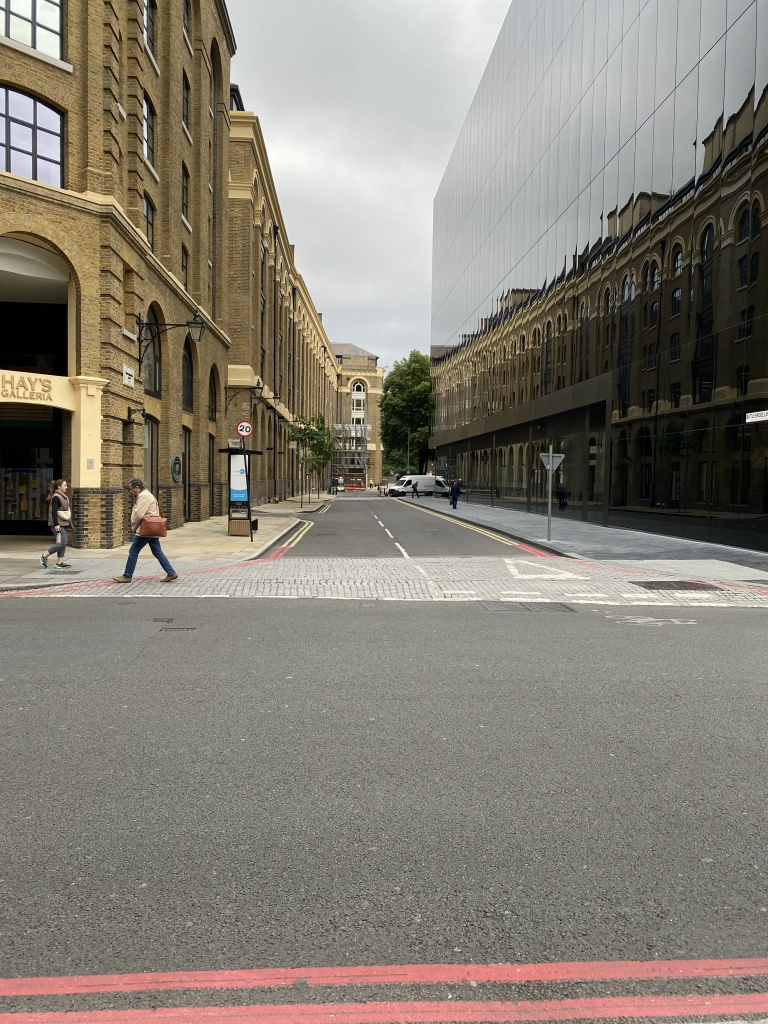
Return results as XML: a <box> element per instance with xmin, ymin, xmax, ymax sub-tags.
<box><xmin>4</xmin><ymin>554</ymin><xmax>768</xmax><ymax>607</ymax></box>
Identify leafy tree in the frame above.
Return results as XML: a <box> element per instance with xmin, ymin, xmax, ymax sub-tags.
<box><xmin>380</xmin><ymin>350</ymin><xmax>433</xmax><ymax>475</ymax></box>
<box><xmin>289</xmin><ymin>414</ymin><xmax>334</xmax><ymax>496</ymax></box>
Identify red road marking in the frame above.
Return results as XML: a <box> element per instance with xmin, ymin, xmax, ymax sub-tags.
<box><xmin>515</xmin><ymin>543</ymin><xmax>555</xmax><ymax>558</ymax></box>
<box><xmin>2</xmin><ymin>991</ymin><xmax>768</xmax><ymax>1024</ymax></box>
<box><xmin>2</xmin><ymin>958</ymin><xmax>767</xmax><ymax>997</ymax></box>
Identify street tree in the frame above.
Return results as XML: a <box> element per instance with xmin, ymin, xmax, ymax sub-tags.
<box><xmin>380</xmin><ymin>350</ymin><xmax>433</xmax><ymax>475</ymax></box>
<box><xmin>288</xmin><ymin>414</ymin><xmax>334</xmax><ymax>497</ymax></box>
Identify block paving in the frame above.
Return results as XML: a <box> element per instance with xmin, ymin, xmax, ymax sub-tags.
<box><xmin>4</xmin><ymin>553</ymin><xmax>768</xmax><ymax>607</ymax></box>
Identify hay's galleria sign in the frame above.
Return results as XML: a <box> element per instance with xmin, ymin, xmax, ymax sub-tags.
<box><xmin>1</xmin><ymin>373</ymin><xmax>54</xmax><ymax>401</ymax></box>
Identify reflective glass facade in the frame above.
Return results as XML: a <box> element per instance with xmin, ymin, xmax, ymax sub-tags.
<box><xmin>431</xmin><ymin>0</ymin><xmax>768</xmax><ymax>550</ymax></box>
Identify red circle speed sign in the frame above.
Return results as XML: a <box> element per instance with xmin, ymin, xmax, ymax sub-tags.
<box><xmin>236</xmin><ymin>420</ymin><xmax>253</xmax><ymax>438</ymax></box>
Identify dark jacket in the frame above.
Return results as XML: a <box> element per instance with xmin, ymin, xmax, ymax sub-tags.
<box><xmin>449</xmin><ymin>483</ymin><xmax>461</xmax><ymax>498</ymax></box>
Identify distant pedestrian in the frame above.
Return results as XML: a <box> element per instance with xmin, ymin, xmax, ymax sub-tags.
<box><xmin>556</xmin><ymin>483</ymin><xmax>567</xmax><ymax>511</ymax></box>
<box><xmin>112</xmin><ymin>478</ymin><xmax>177</xmax><ymax>583</ymax></box>
<box><xmin>449</xmin><ymin>480</ymin><xmax>461</xmax><ymax>509</ymax></box>
<box><xmin>411</xmin><ymin>480</ymin><xmax>419</xmax><ymax>499</ymax></box>
<box><xmin>369</xmin><ymin>479</ymin><xmax>374</xmax><ymax>489</ymax></box>
<box><xmin>40</xmin><ymin>479</ymin><xmax>72</xmax><ymax>569</ymax></box>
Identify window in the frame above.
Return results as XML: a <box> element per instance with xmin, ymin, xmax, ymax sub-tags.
<box><xmin>182</xmin><ymin>163</ymin><xmax>189</xmax><ymax>219</ymax></box>
<box><xmin>650</xmin><ymin>301</ymin><xmax>658</xmax><ymax>327</ymax></box>
<box><xmin>670</xmin><ymin>382</ymin><xmax>681</xmax><ymax>408</ymax></box>
<box><xmin>643</xmin><ymin>264</ymin><xmax>649</xmax><ymax>292</ymax></box>
<box><xmin>750</xmin><ymin>252</ymin><xmax>759</xmax><ymax>285</ymax></box>
<box><xmin>182</xmin><ymin>342</ymin><xmax>194</xmax><ymax>411</ymax></box>
<box><xmin>643</xmin><ymin>303</ymin><xmax>648</xmax><ymax>329</ymax></box>
<box><xmin>671</xmin><ymin>287</ymin><xmax>681</xmax><ymax>315</ymax></box>
<box><xmin>646</xmin><ymin>344</ymin><xmax>657</xmax><ymax>369</ymax></box>
<box><xmin>144</xmin><ymin>417</ymin><xmax>159</xmax><ymax>496</ymax></box>
<box><xmin>143</xmin><ymin>307</ymin><xmax>161</xmax><ymax>396</ymax></box>
<box><xmin>651</xmin><ymin>262</ymin><xmax>660</xmax><ymax>291</ymax></box>
<box><xmin>673</xmin><ymin>249</ymin><xmax>683</xmax><ymax>277</ymax></box>
<box><xmin>208</xmin><ymin>371</ymin><xmax>217</xmax><ymax>421</ymax></box>
<box><xmin>0</xmin><ymin>87</ymin><xmax>62</xmax><ymax>186</ymax></box>
<box><xmin>143</xmin><ymin>95</ymin><xmax>155</xmax><ymax>166</ymax></box>
<box><xmin>143</xmin><ymin>194</ymin><xmax>155</xmax><ymax>250</ymax></box>
<box><xmin>183</xmin><ymin>0</ymin><xmax>191</xmax><ymax>37</ymax></box>
<box><xmin>646</xmin><ymin>389</ymin><xmax>655</xmax><ymax>413</ymax></box>
<box><xmin>738</xmin><ymin>255</ymin><xmax>748</xmax><ymax>288</ymax></box>
<box><xmin>352</xmin><ymin>381</ymin><xmax>366</xmax><ymax>393</ymax></box>
<box><xmin>738</xmin><ymin>307</ymin><xmax>754</xmax><ymax>340</ymax></box>
<box><xmin>182</xmin><ymin>73</ymin><xmax>190</xmax><ymax>130</ymax></box>
<box><xmin>144</xmin><ymin>0</ymin><xmax>156</xmax><ymax>57</ymax></box>
<box><xmin>670</xmin><ymin>332</ymin><xmax>681</xmax><ymax>360</ymax></box>
<box><xmin>753</xmin><ymin>205</ymin><xmax>761</xmax><ymax>238</ymax></box>
<box><xmin>181</xmin><ymin>246</ymin><xmax>188</xmax><ymax>290</ymax></box>
<box><xmin>1</xmin><ymin>0</ymin><xmax>61</xmax><ymax>59</ymax></box>
<box><xmin>736</xmin><ymin>365</ymin><xmax>750</xmax><ymax>397</ymax></box>
<box><xmin>738</xmin><ymin>207</ymin><xmax>750</xmax><ymax>242</ymax></box>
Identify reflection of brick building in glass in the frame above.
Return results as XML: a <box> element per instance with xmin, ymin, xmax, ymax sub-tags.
<box><xmin>431</xmin><ymin>0</ymin><xmax>768</xmax><ymax>550</ymax></box>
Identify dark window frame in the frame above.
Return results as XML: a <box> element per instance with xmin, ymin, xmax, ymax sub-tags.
<box><xmin>182</xmin><ymin>341</ymin><xmax>194</xmax><ymax>411</ymax></box>
<box><xmin>143</xmin><ymin>194</ymin><xmax>155</xmax><ymax>250</ymax></box>
<box><xmin>143</xmin><ymin>307</ymin><xmax>162</xmax><ymax>397</ymax></box>
<box><xmin>0</xmin><ymin>86</ymin><xmax>63</xmax><ymax>187</ymax></box>
<box><xmin>144</xmin><ymin>0</ymin><xmax>157</xmax><ymax>57</ymax></box>
<box><xmin>181</xmin><ymin>163</ymin><xmax>190</xmax><ymax>219</ymax></box>
<box><xmin>143</xmin><ymin>94</ymin><xmax>156</xmax><ymax>167</ymax></box>
<box><xmin>181</xmin><ymin>246</ymin><xmax>189</xmax><ymax>290</ymax></box>
<box><xmin>1</xmin><ymin>0</ymin><xmax>62</xmax><ymax>59</ymax></box>
<box><xmin>182</xmin><ymin>73</ymin><xmax>191</xmax><ymax>130</ymax></box>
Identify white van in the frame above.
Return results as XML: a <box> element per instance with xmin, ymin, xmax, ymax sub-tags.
<box><xmin>389</xmin><ymin>475</ymin><xmax>450</xmax><ymax>497</ymax></box>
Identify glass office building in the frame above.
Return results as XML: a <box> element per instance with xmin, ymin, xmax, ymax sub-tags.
<box><xmin>430</xmin><ymin>0</ymin><xmax>768</xmax><ymax>550</ymax></box>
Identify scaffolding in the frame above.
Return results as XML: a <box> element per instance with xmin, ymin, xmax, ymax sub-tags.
<box><xmin>332</xmin><ymin>423</ymin><xmax>370</xmax><ymax>486</ymax></box>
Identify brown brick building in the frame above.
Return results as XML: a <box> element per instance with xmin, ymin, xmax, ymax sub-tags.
<box><xmin>330</xmin><ymin>344</ymin><xmax>384</xmax><ymax>488</ymax></box>
<box><xmin>0</xmin><ymin>0</ymin><xmax>337</xmax><ymax>545</ymax></box>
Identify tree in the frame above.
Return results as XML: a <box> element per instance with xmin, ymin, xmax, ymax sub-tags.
<box><xmin>288</xmin><ymin>414</ymin><xmax>334</xmax><ymax>497</ymax></box>
<box><xmin>380</xmin><ymin>350</ymin><xmax>433</xmax><ymax>475</ymax></box>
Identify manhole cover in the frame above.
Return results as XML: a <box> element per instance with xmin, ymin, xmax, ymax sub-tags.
<box><xmin>483</xmin><ymin>601</ymin><xmax>576</xmax><ymax>612</ymax></box>
<box><xmin>632</xmin><ymin>581</ymin><xmax>721</xmax><ymax>591</ymax></box>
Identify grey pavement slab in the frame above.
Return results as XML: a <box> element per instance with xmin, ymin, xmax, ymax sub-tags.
<box><xmin>410</xmin><ymin>496</ymin><xmax>768</xmax><ymax>571</ymax></box>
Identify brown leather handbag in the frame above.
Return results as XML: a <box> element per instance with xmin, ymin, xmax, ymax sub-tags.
<box><xmin>139</xmin><ymin>503</ymin><xmax>167</xmax><ymax>538</ymax></box>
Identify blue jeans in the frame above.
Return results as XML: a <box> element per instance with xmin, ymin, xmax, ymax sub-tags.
<box><xmin>123</xmin><ymin>535</ymin><xmax>175</xmax><ymax>579</ymax></box>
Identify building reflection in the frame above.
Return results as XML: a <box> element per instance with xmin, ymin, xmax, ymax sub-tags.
<box><xmin>430</xmin><ymin>0</ymin><xmax>767</xmax><ymax>549</ymax></box>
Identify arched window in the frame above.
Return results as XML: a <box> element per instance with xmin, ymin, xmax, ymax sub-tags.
<box><xmin>673</xmin><ymin>249</ymin><xmax>683</xmax><ymax>277</ymax></box>
<box><xmin>144</xmin><ymin>307</ymin><xmax>162</xmax><ymax>397</ymax></box>
<box><xmin>754</xmin><ymin>204</ymin><xmax>762</xmax><ymax>238</ymax></box>
<box><xmin>352</xmin><ymin>380</ymin><xmax>366</xmax><ymax>393</ymax></box>
<box><xmin>622</xmin><ymin>276</ymin><xmax>630</xmax><ymax>303</ymax></box>
<box><xmin>651</xmin><ymin>262</ymin><xmax>660</xmax><ymax>291</ymax></box>
<box><xmin>183</xmin><ymin>0</ymin><xmax>191</xmax><ymax>37</ymax></box>
<box><xmin>701</xmin><ymin>224</ymin><xmax>714</xmax><ymax>261</ymax></box>
<box><xmin>0</xmin><ymin>87</ymin><xmax>62</xmax><ymax>186</ymax></box>
<box><xmin>642</xmin><ymin>263</ymin><xmax>649</xmax><ymax>292</ymax></box>
<box><xmin>604</xmin><ymin>288</ymin><xmax>610</xmax><ymax>315</ymax></box>
<box><xmin>738</xmin><ymin>207</ymin><xmax>750</xmax><ymax>242</ymax></box>
<box><xmin>182</xmin><ymin>341</ymin><xmax>194</xmax><ymax>411</ymax></box>
<box><xmin>208</xmin><ymin>370</ymin><xmax>217</xmax><ymax>421</ymax></box>
<box><xmin>630</xmin><ymin>273</ymin><xmax>636</xmax><ymax>300</ymax></box>
<box><xmin>0</xmin><ymin>0</ymin><xmax>62</xmax><ymax>59</ymax></box>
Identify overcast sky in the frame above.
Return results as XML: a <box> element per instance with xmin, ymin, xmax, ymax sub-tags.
<box><xmin>228</xmin><ymin>0</ymin><xmax>510</xmax><ymax>373</ymax></box>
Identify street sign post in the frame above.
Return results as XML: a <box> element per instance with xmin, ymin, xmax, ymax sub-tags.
<box><xmin>539</xmin><ymin>447</ymin><xmax>565</xmax><ymax>542</ymax></box>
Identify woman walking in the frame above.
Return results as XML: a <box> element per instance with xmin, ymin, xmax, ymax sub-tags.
<box><xmin>40</xmin><ymin>479</ymin><xmax>72</xmax><ymax>569</ymax></box>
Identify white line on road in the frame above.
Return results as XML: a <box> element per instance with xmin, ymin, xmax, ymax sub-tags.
<box><xmin>385</xmin><ymin>529</ymin><xmax>394</xmax><ymax>538</ymax></box>
<box><xmin>395</xmin><ymin>543</ymin><xmax>410</xmax><ymax>559</ymax></box>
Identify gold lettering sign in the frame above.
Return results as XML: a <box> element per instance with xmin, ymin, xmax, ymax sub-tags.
<box><xmin>0</xmin><ymin>373</ymin><xmax>54</xmax><ymax>402</ymax></box>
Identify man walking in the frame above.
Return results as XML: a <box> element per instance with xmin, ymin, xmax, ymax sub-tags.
<box><xmin>113</xmin><ymin>478</ymin><xmax>178</xmax><ymax>583</ymax></box>
<box><xmin>411</xmin><ymin>480</ymin><xmax>419</xmax><ymax>499</ymax></box>
<box><xmin>449</xmin><ymin>479</ymin><xmax>461</xmax><ymax>509</ymax></box>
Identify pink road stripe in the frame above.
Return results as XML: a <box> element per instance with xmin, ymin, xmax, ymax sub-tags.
<box><xmin>2</xmin><ymin>992</ymin><xmax>768</xmax><ymax>1024</ymax></box>
<box><xmin>2</xmin><ymin>958</ymin><xmax>768</xmax><ymax>998</ymax></box>
<box><xmin>515</xmin><ymin>543</ymin><xmax>555</xmax><ymax>558</ymax></box>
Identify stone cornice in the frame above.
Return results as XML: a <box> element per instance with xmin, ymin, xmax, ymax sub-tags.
<box><xmin>213</xmin><ymin>0</ymin><xmax>237</xmax><ymax>57</ymax></box>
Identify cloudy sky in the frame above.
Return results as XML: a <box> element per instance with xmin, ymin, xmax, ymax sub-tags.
<box><xmin>228</xmin><ymin>0</ymin><xmax>510</xmax><ymax>372</ymax></box>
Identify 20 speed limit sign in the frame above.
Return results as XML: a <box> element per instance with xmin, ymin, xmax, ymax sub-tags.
<box><xmin>236</xmin><ymin>420</ymin><xmax>254</xmax><ymax>438</ymax></box>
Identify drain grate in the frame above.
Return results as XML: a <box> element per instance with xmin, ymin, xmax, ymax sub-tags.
<box><xmin>483</xmin><ymin>601</ymin><xmax>576</xmax><ymax>612</ymax></box>
<box><xmin>158</xmin><ymin>626</ymin><xmax>196</xmax><ymax>631</ymax></box>
<box><xmin>632</xmin><ymin>580</ymin><xmax>721</xmax><ymax>591</ymax></box>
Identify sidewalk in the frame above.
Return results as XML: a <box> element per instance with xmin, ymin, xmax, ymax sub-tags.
<box><xmin>0</xmin><ymin>515</ymin><xmax>299</xmax><ymax>589</ymax></box>
<box><xmin>251</xmin><ymin>495</ymin><xmax>331</xmax><ymax>515</ymax></box>
<box><xmin>406</xmin><ymin>496</ymin><xmax>768</xmax><ymax>572</ymax></box>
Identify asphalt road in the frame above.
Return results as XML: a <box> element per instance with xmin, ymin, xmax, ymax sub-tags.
<box><xmin>1</xmin><ymin>500</ymin><xmax>768</xmax><ymax>1016</ymax></box>
<box><xmin>285</xmin><ymin>494</ymin><xmax>529</xmax><ymax>559</ymax></box>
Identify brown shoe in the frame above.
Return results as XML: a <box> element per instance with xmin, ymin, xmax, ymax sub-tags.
<box><xmin>162</xmin><ymin>573</ymin><xmax>179</xmax><ymax>582</ymax></box>
<box><xmin>112</xmin><ymin>575</ymin><xmax>132</xmax><ymax>583</ymax></box>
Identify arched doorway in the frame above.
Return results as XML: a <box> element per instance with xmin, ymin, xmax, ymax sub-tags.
<box><xmin>1</xmin><ymin>236</ymin><xmax>71</xmax><ymax>534</ymax></box>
